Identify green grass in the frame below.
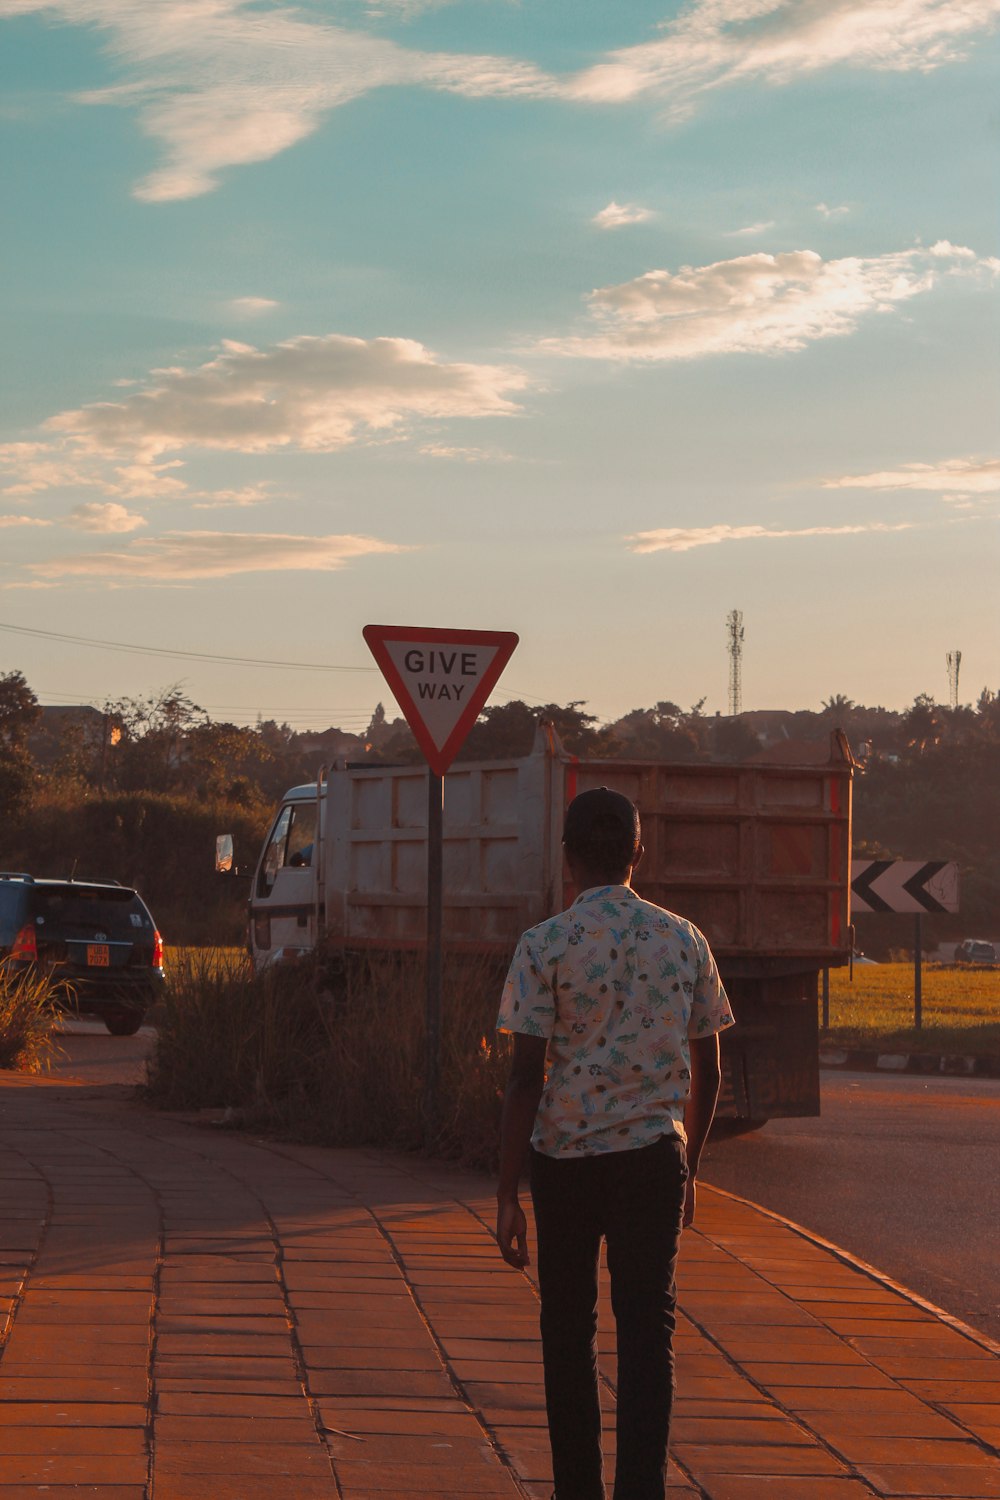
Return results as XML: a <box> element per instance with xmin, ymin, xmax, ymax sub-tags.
<box><xmin>822</xmin><ymin>962</ymin><xmax>1000</xmax><ymax>1056</ymax></box>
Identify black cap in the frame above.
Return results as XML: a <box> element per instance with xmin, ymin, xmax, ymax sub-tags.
<box><xmin>563</xmin><ymin>786</ymin><xmax>641</xmax><ymax>865</ymax></box>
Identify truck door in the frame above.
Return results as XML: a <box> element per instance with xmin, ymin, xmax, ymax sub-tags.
<box><xmin>250</xmin><ymin>800</ymin><xmax>317</xmax><ymax>963</ymax></box>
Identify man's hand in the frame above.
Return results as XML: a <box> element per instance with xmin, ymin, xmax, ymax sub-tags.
<box><xmin>496</xmin><ymin>1196</ymin><xmax>529</xmax><ymax>1268</ymax></box>
<box><xmin>495</xmin><ymin>1033</ymin><xmax>546</xmax><ymax>1270</ymax></box>
<box><xmin>683</xmin><ymin>1175</ymin><xmax>697</xmax><ymax>1229</ymax></box>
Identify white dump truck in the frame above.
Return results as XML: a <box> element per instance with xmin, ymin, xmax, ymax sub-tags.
<box><xmin>223</xmin><ymin>725</ymin><xmax>854</xmax><ymax>1123</ymax></box>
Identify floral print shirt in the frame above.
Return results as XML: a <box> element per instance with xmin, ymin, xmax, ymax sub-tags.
<box><xmin>496</xmin><ymin>884</ymin><xmax>735</xmax><ymax>1158</ymax></box>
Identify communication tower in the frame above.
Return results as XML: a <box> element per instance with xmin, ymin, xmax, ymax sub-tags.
<box><xmin>946</xmin><ymin>649</ymin><xmax>961</xmax><ymax>710</ymax></box>
<box><xmin>727</xmin><ymin>609</ymin><xmax>744</xmax><ymax>717</ymax></box>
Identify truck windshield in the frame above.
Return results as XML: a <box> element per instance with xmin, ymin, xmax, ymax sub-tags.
<box><xmin>258</xmin><ymin>803</ymin><xmax>317</xmax><ymax>895</ymax></box>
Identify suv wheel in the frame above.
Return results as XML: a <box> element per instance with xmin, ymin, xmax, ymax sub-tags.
<box><xmin>104</xmin><ymin>1008</ymin><xmax>146</xmax><ymax>1037</ymax></box>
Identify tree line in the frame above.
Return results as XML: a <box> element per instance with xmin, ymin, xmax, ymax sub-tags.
<box><xmin>1</xmin><ymin>671</ymin><xmax>997</xmax><ymax>948</ymax></box>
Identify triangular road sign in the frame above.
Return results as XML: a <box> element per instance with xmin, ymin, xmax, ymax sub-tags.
<box><xmin>363</xmin><ymin>624</ymin><xmax>519</xmax><ymax>777</ymax></box>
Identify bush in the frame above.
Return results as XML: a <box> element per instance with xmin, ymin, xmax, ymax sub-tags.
<box><xmin>1</xmin><ymin>788</ymin><xmax>269</xmax><ymax>945</ymax></box>
<box><xmin>0</xmin><ymin>961</ymin><xmax>59</xmax><ymax>1072</ymax></box>
<box><xmin>145</xmin><ymin>948</ymin><xmax>512</xmax><ymax>1170</ymax></box>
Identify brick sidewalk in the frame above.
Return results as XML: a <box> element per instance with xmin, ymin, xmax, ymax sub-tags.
<box><xmin>0</xmin><ymin>1073</ymin><xmax>997</xmax><ymax>1499</ymax></box>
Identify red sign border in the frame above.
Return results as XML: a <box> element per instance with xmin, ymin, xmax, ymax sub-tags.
<box><xmin>363</xmin><ymin>624</ymin><xmax>519</xmax><ymax>777</ymax></box>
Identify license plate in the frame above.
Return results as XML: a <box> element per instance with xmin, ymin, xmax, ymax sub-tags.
<box><xmin>87</xmin><ymin>944</ymin><xmax>110</xmax><ymax>967</ymax></box>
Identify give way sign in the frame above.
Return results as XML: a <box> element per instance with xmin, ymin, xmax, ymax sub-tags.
<box><xmin>363</xmin><ymin>624</ymin><xmax>519</xmax><ymax>777</ymax></box>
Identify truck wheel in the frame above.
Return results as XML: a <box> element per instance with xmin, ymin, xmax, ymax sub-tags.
<box><xmin>104</xmin><ymin>1009</ymin><xmax>145</xmax><ymax>1037</ymax></box>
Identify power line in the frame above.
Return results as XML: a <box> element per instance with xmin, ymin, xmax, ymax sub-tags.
<box><xmin>0</xmin><ymin>620</ymin><xmax>377</xmax><ymax>674</ymax></box>
<box><xmin>0</xmin><ymin>620</ymin><xmax>550</xmax><ymax>705</ymax></box>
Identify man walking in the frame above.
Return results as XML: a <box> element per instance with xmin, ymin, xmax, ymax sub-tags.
<box><xmin>495</xmin><ymin>787</ymin><xmax>734</xmax><ymax>1500</ymax></box>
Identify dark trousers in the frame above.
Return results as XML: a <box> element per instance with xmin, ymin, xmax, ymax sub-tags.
<box><xmin>529</xmin><ymin>1133</ymin><xmax>688</xmax><ymax>1500</ymax></box>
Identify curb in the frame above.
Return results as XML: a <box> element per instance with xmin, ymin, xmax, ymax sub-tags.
<box><xmin>704</xmin><ymin>1182</ymin><xmax>1000</xmax><ymax>1361</ymax></box>
<box><xmin>820</xmin><ymin>1047</ymin><xmax>1000</xmax><ymax>1078</ymax></box>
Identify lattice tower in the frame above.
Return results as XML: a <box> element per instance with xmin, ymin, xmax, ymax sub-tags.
<box><xmin>727</xmin><ymin>609</ymin><xmax>744</xmax><ymax>717</ymax></box>
<box><xmin>946</xmin><ymin>649</ymin><xmax>961</xmax><ymax>710</ymax></box>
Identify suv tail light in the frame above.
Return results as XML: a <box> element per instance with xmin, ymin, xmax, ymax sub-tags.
<box><xmin>152</xmin><ymin>930</ymin><xmax>164</xmax><ymax>968</ymax></box>
<box><xmin>11</xmin><ymin>923</ymin><xmax>38</xmax><ymax>961</ymax></box>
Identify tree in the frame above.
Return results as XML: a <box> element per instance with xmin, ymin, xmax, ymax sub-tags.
<box><xmin>0</xmin><ymin>670</ymin><xmax>41</xmax><ymax>749</ymax></box>
<box><xmin>459</xmin><ymin>701</ymin><xmax>539</xmax><ymax>760</ymax></box>
<box><xmin>0</xmin><ymin>744</ymin><xmax>36</xmax><ymax>815</ymax></box>
<box><xmin>609</xmin><ymin>702</ymin><xmax>703</xmax><ymax>762</ymax></box>
<box><xmin>709</xmin><ymin>716</ymin><xmax>761</xmax><ymax>762</ymax></box>
<box><xmin>902</xmin><ymin>693</ymin><xmax>944</xmax><ymax>754</ymax></box>
<box><xmin>458</xmin><ymin>701</ymin><xmax>618</xmax><ymax>762</ymax></box>
<box><xmin>0</xmin><ymin>671</ymin><xmax>40</xmax><ymax>814</ymax></box>
<box><xmin>975</xmin><ymin>688</ymin><xmax>1000</xmax><ymax>740</ymax></box>
<box><xmin>101</xmin><ymin>684</ymin><xmax>209</xmax><ymax>791</ymax></box>
<box><xmin>821</xmin><ymin>693</ymin><xmax>856</xmax><ymax>720</ymax></box>
<box><xmin>183</xmin><ymin>721</ymin><xmax>274</xmax><ymax>803</ymax></box>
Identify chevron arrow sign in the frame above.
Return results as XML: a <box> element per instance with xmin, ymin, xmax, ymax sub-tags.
<box><xmin>851</xmin><ymin>860</ymin><xmax>959</xmax><ymax>915</ymax></box>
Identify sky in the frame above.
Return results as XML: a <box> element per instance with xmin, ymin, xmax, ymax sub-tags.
<box><xmin>1</xmin><ymin>0</ymin><xmax>998</xmax><ymax>735</ymax></box>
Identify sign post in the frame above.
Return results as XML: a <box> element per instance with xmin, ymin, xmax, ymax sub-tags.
<box><xmin>850</xmin><ymin>859</ymin><xmax>959</xmax><ymax>1032</ymax></box>
<box><xmin>426</xmin><ymin>770</ymin><xmax>444</xmax><ymax>1121</ymax></box>
<box><xmin>363</xmin><ymin>625</ymin><xmax>519</xmax><ymax>1132</ymax></box>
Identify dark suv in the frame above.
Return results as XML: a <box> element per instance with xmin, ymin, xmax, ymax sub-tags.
<box><xmin>0</xmin><ymin>874</ymin><xmax>165</xmax><ymax>1035</ymax></box>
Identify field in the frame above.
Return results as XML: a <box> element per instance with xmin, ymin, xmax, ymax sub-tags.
<box><xmin>157</xmin><ymin>951</ymin><xmax>1000</xmax><ymax>1057</ymax></box>
<box><xmin>824</xmin><ymin>962</ymin><xmax>1000</xmax><ymax>1056</ymax></box>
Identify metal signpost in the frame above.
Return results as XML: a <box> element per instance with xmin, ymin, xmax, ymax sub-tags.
<box><xmin>850</xmin><ymin>859</ymin><xmax>960</xmax><ymax>1029</ymax></box>
<box><xmin>363</xmin><ymin>625</ymin><xmax>519</xmax><ymax>1127</ymax></box>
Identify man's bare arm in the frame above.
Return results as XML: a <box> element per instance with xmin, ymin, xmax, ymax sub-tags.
<box><xmin>682</xmin><ymin>1033</ymin><xmax>722</xmax><ymax>1229</ymax></box>
<box><xmin>495</xmin><ymin>1033</ymin><xmax>547</xmax><ymax>1268</ymax></box>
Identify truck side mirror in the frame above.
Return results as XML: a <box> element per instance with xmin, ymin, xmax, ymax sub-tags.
<box><xmin>215</xmin><ymin>834</ymin><xmax>235</xmax><ymax>875</ymax></box>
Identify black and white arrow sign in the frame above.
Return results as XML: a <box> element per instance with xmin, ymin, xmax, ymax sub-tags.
<box><xmin>851</xmin><ymin>860</ymin><xmax>959</xmax><ymax>915</ymax></box>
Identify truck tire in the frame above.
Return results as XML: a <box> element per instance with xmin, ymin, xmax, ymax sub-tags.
<box><xmin>104</xmin><ymin>1009</ymin><xmax>145</xmax><ymax>1037</ymax></box>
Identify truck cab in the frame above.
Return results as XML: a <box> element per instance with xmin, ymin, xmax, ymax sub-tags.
<box><xmin>249</xmin><ymin>784</ymin><xmax>321</xmax><ymax>964</ymax></box>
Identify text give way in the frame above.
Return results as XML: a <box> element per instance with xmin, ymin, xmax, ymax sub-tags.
<box><xmin>379</xmin><ymin>639</ymin><xmax>507</xmax><ymax>755</ymax></box>
<box><xmin>363</xmin><ymin>625</ymin><xmax>519</xmax><ymax>777</ymax></box>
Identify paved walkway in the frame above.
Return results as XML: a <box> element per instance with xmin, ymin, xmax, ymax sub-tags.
<box><xmin>0</xmin><ymin>1074</ymin><xmax>998</xmax><ymax>1500</ymax></box>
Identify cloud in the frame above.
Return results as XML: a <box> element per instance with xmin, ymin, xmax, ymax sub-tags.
<box><xmin>6</xmin><ymin>2</ymin><xmax>998</xmax><ymax>200</ymax></box>
<box><xmin>29</xmin><ymin>531</ymin><xmax>412</xmax><ymax>581</ymax></box>
<box><xmin>566</xmin><ymin>1</ymin><xmax>1000</xmax><ymax>115</ymax></box>
<box><xmin>593</xmin><ymin>201</ymin><xmax>655</xmax><ymax>230</ymax></box>
<box><xmin>816</xmin><ymin>202</ymin><xmax>851</xmax><ymax>218</ymax></box>
<box><xmin>0</xmin><ymin>1</ymin><xmax>556</xmax><ymax>201</ymax></box>
<box><xmin>824</xmin><ymin>456</ymin><xmax>1000</xmax><ymax>495</ymax></box>
<box><xmin>418</xmin><ymin>443</ymin><xmax>513</xmax><ymax>462</ymax></box>
<box><xmin>540</xmin><ymin>242</ymin><xmax>998</xmax><ymax>362</ymax></box>
<box><xmin>191</xmin><ymin>483</ymin><xmax>280</xmax><ymax>509</ymax></box>
<box><xmin>0</xmin><ymin>514</ymin><xmax>51</xmax><ymax>528</ymax></box>
<box><xmin>67</xmin><ymin>501</ymin><xmax>147</xmax><ymax>532</ymax></box>
<box><xmin>1</xmin><ymin>332</ymin><xmax>527</xmax><ymax>510</ymax></box>
<box><xmin>726</xmin><ymin>220</ymin><xmax>776</xmax><ymax>237</ymax></box>
<box><xmin>0</xmin><ymin>441</ymin><xmax>104</xmax><ymax>497</ymax></box>
<box><xmin>0</xmin><ymin>442</ymin><xmax>193</xmax><ymax>502</ymax></box>
<box><xmin>628</xmin><ymin>520</ymin><xmax>916</xmax><ymax>553</ymax></box>
<box><xmin>228</xmin><ymin>297</ymin><xmax>280</xmax><ymax>317</ymax></box>
<box><xmin>43</xmin><ymin>333</ymin><xmax>527</xmax><ymax>464</ymax></box>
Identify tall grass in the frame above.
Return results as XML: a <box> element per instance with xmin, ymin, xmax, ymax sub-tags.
<box><xmin>145</xmin><ymin>948</ymin><xmax>512</xmax><ymax>1169</ymax></box>
<box><xmin>0</xmin><ymin>960</ymin><xmax>59</xmax><ymax>1072</ymax></box>
<box><xmin>824</xmin><ymin>961</ymin><xmax>1000</xmax><ymax>1054</ymax></box>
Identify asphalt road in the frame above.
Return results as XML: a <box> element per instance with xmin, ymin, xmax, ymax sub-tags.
<box><xmin>48</xmin><ymin>1027</ymin><xmax>1000</xmax><ymax>1345</ymax></box>
<box><xmin>701</xmin><ymin>1071</ymin><xmax>1000</xmax><ymax>1344</ymax></box>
